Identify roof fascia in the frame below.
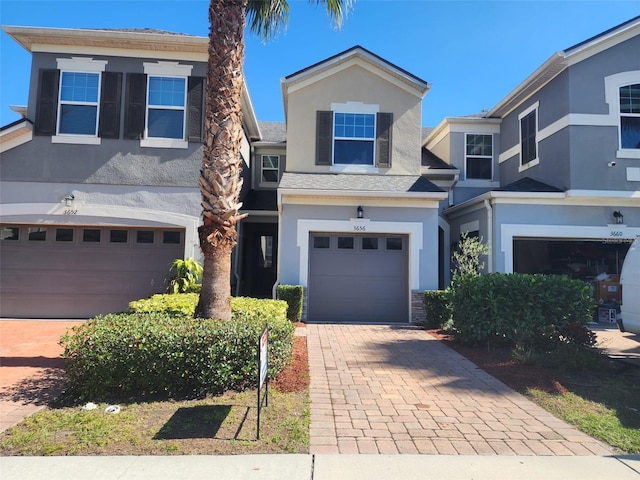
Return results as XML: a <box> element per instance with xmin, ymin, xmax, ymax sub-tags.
<box><xmin>488</xmin><ymin>53</ymin><xmax>566</xmax><ymax>118</ymax></box>
<box><xmin>0</xmin><ymin>119</ymin><xmax>33</xmax><ymax>153</ymax></box>
<box><xmin>488</xmin><ymin>18</ymin><xmax>640</xmax><ymax>119</ymax></box>
<box><xmin>2</xmin><ymin>25</ymin><xmax>208</xmax><ymax>57</ymax></box>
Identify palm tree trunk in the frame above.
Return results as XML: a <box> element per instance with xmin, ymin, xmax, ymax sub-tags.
<box><xmin>195</xmin><ymin>0</ymin><xmax>248</xmax><ymax>320</ymax></box>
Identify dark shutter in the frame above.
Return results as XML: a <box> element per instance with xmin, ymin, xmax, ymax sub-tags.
<box><xmin>187</xmin><ymin>76</ymin><xmax>205</xmax><ymax>142</ymax></box>
<box><xmin>376</xmin><ymin>112</ymin><xmax>393</xmax><ymax>168</ymax></box>
<box><xmin>124</xmin><ymin>73</ymin><xmax>146</xmax><ymax>139</ymax></box>
<box><xmin>34</xmin><ymin>69</ymin><xmax>60</xmax><ymax>136</ymax></box>
<box><xmin>316</xmin><ymin>110</ymin><xmax>333</xmax><ymax>166</ymax></box>
<box><xmin>98</xmin><ymin>72</ymin><xmax>122</xmax><ymax>139</ymax></box>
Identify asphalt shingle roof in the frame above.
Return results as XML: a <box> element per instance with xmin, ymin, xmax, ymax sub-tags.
<box><xmin>497</xmin><ymin>177</ymin><xmax>564</xmax><ymax>192</ymax></box>
<box><xmin>257</xmin><ymin>122</ymin><xmax>286</xmax><ymax>143</ymax></box>
<box><xmin>421</xmin><ymin>147</ymin><xmax>456</xmax><ymax>169</ymax></box>
<box><xmin>279</xmin><ymin>172</ymin><xmax>444</xmax><ymax>193</ymax></box>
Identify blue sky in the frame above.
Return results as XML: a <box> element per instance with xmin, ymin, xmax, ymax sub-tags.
<box><xmin>1</xmin><ymin>0</ymin><xmax>638</xmax><ymax>128</ymax></box>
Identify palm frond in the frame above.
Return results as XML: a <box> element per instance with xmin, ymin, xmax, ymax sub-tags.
<box><xmin>247</xmin><ymin>0</ymin><xmax>354</xmax><ymax>39</ymax></box>
<box><xmin>312</xmin><ymin>0</ymin><xmax>354</xmax><ymax>29</ymax></box>
<box><xmin>247</xmin><ymin>0</ymin><xmax>290</xmax><ymax>39</ymax></box>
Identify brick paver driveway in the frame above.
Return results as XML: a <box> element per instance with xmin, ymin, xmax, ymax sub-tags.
<box><xmin>307</xmin><ymin>323</ymin><xmax>614</xmax><ymax>455</ymax></box>
<box><xmin>0</xmin><ymin>320</ymin><xmax>84</xmax><ymax>432</ymax></box>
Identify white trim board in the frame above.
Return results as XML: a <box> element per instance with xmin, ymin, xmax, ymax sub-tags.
<box><xmin>500</xmin><ymin>223</ymin><xmax>640</xmax><ymax>273</ymax></box>
<box><xmin>295</xmin><ymin>218</ymin><xmax>423</xmax><ymax>289</ymax></box>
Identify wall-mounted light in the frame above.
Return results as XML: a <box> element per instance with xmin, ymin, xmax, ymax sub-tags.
<box><xmin>64</xmin><ymin>193</ymin><xmax>75</xmax><ymax>207</ymax></box>
<box><xmin>607</xmin><ymin>161</ymin><xmax>616</xmax><ymax>167</ymax></box>
<box><xmin>357</xmin><ymin>206</ymin><xmax>364</xmax><ymax>219</ymax></box>
<box><xmin>613</xmin><ymin>210</ymin><xmax>624</xmax><ymax>224</ymax></box>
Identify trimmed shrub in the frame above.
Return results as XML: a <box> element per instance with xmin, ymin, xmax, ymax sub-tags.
<box><xmin>129</xmin><ymin>293</ymin><xmax>199</xmax><ymax>316</ymax></box>
<box><xmin>277</xmin><ymin>285</ymin><xmax>304</xmax><ymax>322</ymax></box>
<box><xmin>62</xmin><ymin>296</ymin><xmax>293</xmax><ymax>400</ymax></box>
<box><xmin>450</xmin><ymin>273</ymin><xmax>595</xmax><ymax>351</ymax></box>
<box><xmin>423</xmin><ymin>290</ymin><xmax>452</xmax><ymax>329</ymax></box>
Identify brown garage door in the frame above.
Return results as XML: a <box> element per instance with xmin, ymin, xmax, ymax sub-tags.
<box><xmin>308</xmin><ymin>233</ymin><xmax>408</xmax><ymax>323</ymax></box>
<box><xmin>0</xmin><ymin>225</ymin><xmax>184</xmax><ymax>318</ymax></box>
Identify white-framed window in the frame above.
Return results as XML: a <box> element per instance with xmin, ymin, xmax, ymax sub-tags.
<box><xmin>141</xmin><ymin>62</ymin><xmax>192</xmax><ymax>149</ymax></box>
<box><xmin>146</xmin><ymin>76</ymin><xmax>187</xmax><ymax>140</ymax></box>
<box><xmin>518</xmin><ymin>102</ymin><xmax>539</xmax><ymax>171</ymax></box>
<box><xmin>52</xmin><ymin>57</ymin><xmax>107</xmax><ymax>145</ymax></box>
<box><xmin>620</xmin><ymin>83</ymin><xmax>640</xmax><ymax>150</ymax></box>
<box><xmin>465</xmin><ymin>134</ymin><xmax>493</xmax><ymax>180</ymax></box>
<box><xmin>333</xmin><ymin>112</ymin><xmax>376</xmax><ymax>165</ymax></box>
<box><xmin>58</xmin><ymin>71</ymin><xmax>100</xmax><ymax>135</ymax></box>
<box><xmin>261</xmin><ymin>155</ymin><xmax>280</xmax><ymax>183</ymax></box>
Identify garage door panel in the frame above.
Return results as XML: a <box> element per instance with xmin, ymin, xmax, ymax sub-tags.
<box><xmin>0</xmin><ymin>293</ymin><xmax>132</xmax><ymax>318</ymax></box>
<box><xmin>308</xmin><ymin>233</ymin><xmax>408</xmax><ymax>323</ymax></box>
<box><xmin>0</xmin><ymin>225</ymin><xmax>184</xmax><ymax>318</ymax></box>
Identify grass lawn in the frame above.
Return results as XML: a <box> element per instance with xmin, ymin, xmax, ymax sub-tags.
<box><xmin>0</xmin><ymin>335</ymin><xmax>310</xmax><ymax>456</ymax></box>
<box><xmin>0</xmin><ymin>390</ymin><xmax>308</xmax><ymax>456</ymax></box>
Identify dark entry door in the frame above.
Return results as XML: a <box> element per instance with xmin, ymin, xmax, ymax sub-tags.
<box><xmin>241</xmin><ymin>222</ymin><xmax>277</xmax><ymax>298</ymax></box>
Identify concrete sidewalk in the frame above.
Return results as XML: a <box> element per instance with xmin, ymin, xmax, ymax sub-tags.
<box><xmin>1</xmin><ymin>454</ymin><xmax>639</xmax><ymax>480</ymax></box>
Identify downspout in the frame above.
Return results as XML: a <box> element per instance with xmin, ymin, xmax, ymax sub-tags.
<box><xmin>484</xmin><ymin>198</ymin><xmax>493</xmax><ymax>273</ymax></box>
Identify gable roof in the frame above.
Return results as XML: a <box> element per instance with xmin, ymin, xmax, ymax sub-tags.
<box><xmin>285</xmin><ymin>45</ymin><xmax>430</xmax><ymax>88</ymax></box>
<box><xmin>488</xmin><ymin>15</ymin><xmax>640</xmax><ymax>118</ymax></box>
<box><xmin>281</xmin><ymin>46</ymin><xmax>430</xmax><ymax>120</ymax></box>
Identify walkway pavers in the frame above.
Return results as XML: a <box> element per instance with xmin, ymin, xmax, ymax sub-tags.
<box><xmin>307</xmin><ymin>323</ymin><xmax>614</xmax><ymax>455</ymax></box>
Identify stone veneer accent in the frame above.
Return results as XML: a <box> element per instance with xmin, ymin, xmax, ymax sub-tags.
<box><xmin>302</xmin><ymin>287</ymin><xmax>308</xmax><ymax>323</ymax></box>
<box><xmin>411</xmin><ymin>290</ymin><xmax>426</xmax><ymax>324</ymax></box>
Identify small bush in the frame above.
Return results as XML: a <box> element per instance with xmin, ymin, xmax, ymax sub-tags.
<box><xmin>63</xmin><ymin>296</ymin><xmax>293</xmax><ymax>400</ymax></box>
<box><xmin>277</xmin><ymin>285</ymin><xmax>304</xmax><ymax>322</ymax></box>
<box><xmin>166</xmin><ymin>258</ymin><xmax>202</xmax><ymax>294</ymax></box>
<box><xmin>423</xmin><ymin>290</ymin><xmax>452</xmax><ymax>329</ymax></box>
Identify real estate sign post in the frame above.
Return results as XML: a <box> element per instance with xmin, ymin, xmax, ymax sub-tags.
<box><xmin>257</xmin><ymin>326</ymin><xmax>268</xmax><ymax>440</ymax></box>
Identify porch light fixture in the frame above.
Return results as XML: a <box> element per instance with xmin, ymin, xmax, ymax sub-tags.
<box><xmin>64</xmin><ymin>194</ymin><xmax>75</xmax><ymax>207</ymax></box>
<box><xmin>357</xmin><ymin>206</ymin><xmax>364</xmax><ymax>219</ymax></box>
<box><xmin>613</xmin><ymin>210</ymin><xmax>624</xmax><ymax>224</ymax></box>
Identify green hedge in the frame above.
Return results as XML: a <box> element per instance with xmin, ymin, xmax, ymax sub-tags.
<box><xmin>277</xmin><ymin>285</ymin><xmax>304</xmax><ymax>322</ymax></box>
<box><xmin>423</xmin><ymin>290</ymin><xmax>452</xmax><ymax>329</ymax></box>
<box><xmin>62</xmin><ymin>295</ymin><xmax>293</xmax><ymax>400</ymax></box>
<box><xmin>450</xmin><ymin>273</ymin><xmax>595</xmax><ymax>349</ymax></box>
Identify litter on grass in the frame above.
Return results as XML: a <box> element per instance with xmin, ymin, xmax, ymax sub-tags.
<box><xmin>105</xmin><ymin>405</ymin><xmax>121</xmax><ymax>414</ymax></box>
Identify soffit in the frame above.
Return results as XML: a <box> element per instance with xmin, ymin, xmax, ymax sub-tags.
<box><xmin>3</xmin><ymin>26</ymin><xmax>208</xmax><ymax>59</ymax></box>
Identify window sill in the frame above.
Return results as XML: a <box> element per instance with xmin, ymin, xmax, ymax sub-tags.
<box><xmin>518</xmin><ymin>158</ymin><xmax>539</xmax><ymax>173</ymax></box>
<box><xmin>52</xmin><ymin>135</ymin><xmax>101</xmax><ymax>145</ymax></box>
<box><xmin>140</xmin><ymin>138</ymin><xmax>189</xmax><ymax>149</ymax></box>
<box><xmin>616</xmin><ymin>149</ymin><xmax>640</xmax><ymax>159</ymax></box>
<box><xmin>330</xmin><ymin>165</ymin><xmax>379</xmax><ymax>174</ymax></box>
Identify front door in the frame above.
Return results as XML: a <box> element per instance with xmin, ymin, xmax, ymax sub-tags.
<box><xmin>240</xmin><ymin>222</ymin><xmax>278</xmax><ymax>298</ymax></box>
